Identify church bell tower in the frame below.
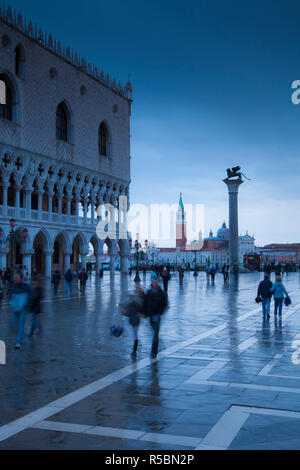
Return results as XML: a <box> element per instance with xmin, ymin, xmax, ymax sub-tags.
<box><xmin>176</xmin><ymin>193</ymin><xmax>187</xmax><ymax>248</ymax></box>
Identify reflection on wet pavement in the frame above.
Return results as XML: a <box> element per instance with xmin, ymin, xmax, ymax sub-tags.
<box><xmin>0</xmin><ymin>271</ymin><xmax>300</xmax><ymax>449</ymax></box>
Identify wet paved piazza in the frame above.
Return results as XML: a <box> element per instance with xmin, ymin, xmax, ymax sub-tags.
<box><xmin>1</xmin><ymin>271</ymin><xmax>300</xmax><ymax>450</ymax></box>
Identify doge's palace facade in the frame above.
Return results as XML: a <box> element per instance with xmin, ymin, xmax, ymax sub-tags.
<box><xmin>0</xmin><ymin>4</ymin><xmax>132</xmax><ymax>277</ymax></box>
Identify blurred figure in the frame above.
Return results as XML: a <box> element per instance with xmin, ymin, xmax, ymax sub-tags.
<box><xmin>64</xmin><ymin>269</ymin><xmax>73</xmax><ymax>296</ymax></box>
<box><xmin>205</xmin><ymin>265</ymin><xmax>210</xmax><ymax>282</ymax></box>
<box><xmin>120</xmin><ymin>284</ymin><xmax>146</xmax><ymax>360</ymax></box>
<box><xmin>210</xmin><ymin>265</ymin><xmax>217</xmax><ymax>283</ymax></box>
<box><xmin>29</xmin><ymin>275</ymin><xmax>44</xmax><ymax>336</ymax></box>
<box><xmin>52</xmin><ymin>269</ymin><xmax>61</xmax><ymax>295</ymax></box>
<box><xmin>271</xmin><ymin>275</ymin><xmax>288</xmax><ymax>318</ymax></box>
<box><xmin>144</xmin><ymin>274</ymin><xmax>167</xmax><ymax>359</ymax></box>
<box><xmin>78</xmin><ymin>268</ymin><xmax>88</xmax><ymax>294</ymax></box>
<box><xmin>161</xmin><ymin>267</ymin><xmax>171</xmax><ymax>292</ymax></box>
<box><xmin>9</xmin><ymin>271</ymin><xmax>31</xmax><ymax>349</ymax></box>
<box><xmin>233</xmin><ymin>264</ymin><xmax>239</xmax><ymax>281</ymax></box>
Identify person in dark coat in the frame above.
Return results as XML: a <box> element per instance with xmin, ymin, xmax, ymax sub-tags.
<box><xmin>29</xmin><ymin>275</ymin><xmax>44</xmax><ymax>335</ymax></box>
<box><xmin>257</xmin><ymin>274</ymin><xmax>273</xmax><ymax>319</ymax></box>
<box><xmin>161</xmin><ymin>267</ymin><xmax>171</xmax><ymax>292</ymax></box>
<box><xmin>64</xmin><ymin>269</ymin><xmax>73</xmax><ymax>296</ymax></box>
<box><xmin>78</xmin><ymin>268</ymin><xmax>88</xmax><ymax>294</ymax></box>
<box><xmin>144</xmin><ymin>274</ymin><xmax>167</xmax><ymax>359</ymax></box>
<box><xmin>52</xmin><ymin>270</ymin><xmax>61</xmax><ymax>295</ymax></box>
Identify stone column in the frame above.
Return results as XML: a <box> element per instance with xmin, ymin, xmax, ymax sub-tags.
<box><xmin>96</xmin><ymin>253</ymin><xmax>102</xmax><ymax>274</ymax></box>
<box><xmin>37</xmin><ymin>190</ymin><xmax>43</xmax><ymax>220</ymax></box>
<box><xmin>66</xmin><ymin>196</ymin><xmax>71</xmax><ymax>223</ymax></box>
<box><xmin>44</xmin><ymin>250</ymin><xmax>53</xmax><ymax>278</ymax></box>
<box><xmin>15</xmin><ymin>187</ymin><xmax>21</xmax><ymax>218</ymax></box>
<box><xmin>90</xmin><ymin>198</ymin><xmax>95</xmax><ymax>226</ymax></box>
<box><xmin>21</xmin><ymin>249</ymin><xmax>34</xmax><ymax>278</ymax></box>
<box><xmin>48</xmin><ymin>192</ymin><xmax>53</xmax><ymax>218</ymax></box>
<box><xmin>110</xmin><ymin>253</ymin><xmax>116</xmax><ymax>275</ymax></box>
<box><xmin>121</xmin><ymin>254</ymin><xmax>128</xmax><ymax>274</ymax></box>
<box><xmin>80</xmin><ymin>251</ymin><xmax>88</xmax><ymax>270</ymax></box>
<box><xmin>74</xmin><ymin>196</ymin><xmax>79</xmax><ymax>225</ymax></box>
<box><xmin>57</xmin><ymin>192</ymin><xmax>63</xmax><ymax>222</ymax></box>
<box><xmin>2</xmin><ymin>184</ymin><xmax>8</xmax><ymax>217</ymax></box>
<box><xmin>64</xmin><ymin>252</ymin><xmax>71</xmax><ymax>274</ymax></box>
<box><xmin>83</xmin><ymin>201</ymin><xmax>87</xmax><ymax>226</ymax></box>
<box><xmin>223</xmin><ymin>178</ymin><xmax>243</xmax><ymax>270</ymax></box>
<box><xmin>25</xmin><ymin>189</ymin><xmax>32</xmax><ymax>219</ymax></box>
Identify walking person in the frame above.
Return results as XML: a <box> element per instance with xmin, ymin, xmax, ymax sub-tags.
<box><xmin>257</xmin><ymin>274</ymin><xmax>273</xmax><ymax>320</ymax></box>
<box><xmin>161</xmin><ymin>267</ymin><xmax>171</xmax><ymax>292</ymax></box>
<box><xmin>144</xmin><ymin>274</ymin><xmax>167</xmax><ymax>359</ymax></box>
<box><xmin>29</xmin><ymin>275</ymin><xmax>44</xmax><ymax>336</ymax></box>
<box><xmin>221</xmin><ymin>264</ymin><xmax>227</xmax><ymax>282</ymax></box>
<box><xmin>120</xmin><ymin>284</ymin><xmax>146</xmax><ymax>360</ymax></box>
<box><xmin>78</xmin><ymin>268</ymin><xmax>88</xmax><ymax>295</ymax></box>
<box><xmin>210</xmin><ymin>265</ymin><xmax>216</xmax><ymax>283</ymax></box>
<box><xmin>271</xmin><ymin>276</ymin><xmax>289</xmax><ymax>318</ymax></box>
<box><xmin>9</xmin><ymin>271</ymin><xmax>31</xmax><ymax>349</ymax></box>
<box><xmin>64</xmin><ymin>268</ymin><xmax>73</xmax><ymax>296</ymax></box>
<box><xmin>205</xmin><ymin>265</ymin><xmax>210</xmax><ymax>282</ymax></box>
<box><xmin>52</xmin><ymin>269</ymin><xmax>61</xmax><ymax>295</ymax></box>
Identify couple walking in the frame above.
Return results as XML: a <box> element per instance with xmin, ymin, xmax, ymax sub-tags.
<box><xmin>121</xmin><ymin>272</ymin><xmax>167</xmax><ymax>360</ymax></box>
<box><xmin>257</xmin><ymin>274</ymin><xmax>290</xmax><ymax>320</ymax></box>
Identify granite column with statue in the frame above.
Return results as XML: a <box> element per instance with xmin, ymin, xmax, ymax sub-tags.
<box><xmin>223</xmin><ymin>176</ymin><xmax>243</xmax><ymax>270</ymax></box>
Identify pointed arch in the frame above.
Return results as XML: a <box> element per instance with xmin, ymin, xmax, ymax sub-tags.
<box><xmin>56</xmin><ymin>100</ymin><xmax>73</xmax><ymax>143</ymax></box>
<box><xmin>15</xmin><ymin>44</ymin><xmax>25</xmax><ymax>78</ymax></box>
<box><xmin>0</xmin><ymin>71</ymin><xmax>19</xmax><ymax>122</ymax></box>
<box><xmin>98</xmin><ymin>120</ymin><xmax>112</xmax><ymax>157</ymax></box>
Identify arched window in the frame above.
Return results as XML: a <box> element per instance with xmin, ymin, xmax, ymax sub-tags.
<box><xmin>56</xmin><ymin>102</ymin><xmax>69</xmax><ymax>142</ymax></box>
<box><xmin>0</xmin><ymin>75</ymin><xmax>12</xmax><ymax>121</ymax></box>
<box><xmin>99</xmin><ymin>122</ymin><xmax>108</xmax><ymax>156</ymax></box>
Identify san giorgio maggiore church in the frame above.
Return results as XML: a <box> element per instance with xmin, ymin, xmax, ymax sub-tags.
<box><xmin>0</xmin><ymin>4</ymin><xmax>132</xmax><ymax>277</ymax></box>
<box><xmin>154</xmin><ymin>194</ymin><xmax>255</xmax><ymax>267</ymax></box>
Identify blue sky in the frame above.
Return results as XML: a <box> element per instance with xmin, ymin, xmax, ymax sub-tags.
<box><xmin>9</xmin><ymin>0</ymin><xmax>300</xmax><ymax>245</ymax></box>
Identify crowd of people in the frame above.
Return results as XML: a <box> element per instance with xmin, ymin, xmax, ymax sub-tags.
<box><xmin>0</xmin><ymin>258</ymin><xmax>294</xmax><ymax>355</ymax></box>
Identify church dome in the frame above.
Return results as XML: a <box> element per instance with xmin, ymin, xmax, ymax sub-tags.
<box><xmin>217</xmin><ymin>221</ymin><xmax>229</xmax><ymax>239</ymax></box>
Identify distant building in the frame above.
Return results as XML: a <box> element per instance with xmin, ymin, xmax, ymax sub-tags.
<box><xmin>258</xmin><ymin>244</ymin><xmax>300</xmax><ymax>264</ymax></box>
<box><xmin>152</xmin><ymin>195</ymin><xmax>255</xmax><ymax>266</ymax></box>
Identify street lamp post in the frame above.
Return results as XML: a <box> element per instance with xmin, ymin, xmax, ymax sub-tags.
<box><xmin>134</xmin><ymin>233</ymin><xmax>141</xmax><ymax>283</ymax></box>
<box><xmin>0</xmin><ymin>219</ymin><xmax>29</xmax><ymax>276</ymax></box>
<box><xmin>193</xmin><ymin>247</ymin><xmax>198</xmax><ymax>277</ymax></box>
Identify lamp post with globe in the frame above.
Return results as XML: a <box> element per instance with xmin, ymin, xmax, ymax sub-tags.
<box><xmin>0</xmin><ymin>219</ymin><xmax>29</xmax><ymax>274</ymax></box>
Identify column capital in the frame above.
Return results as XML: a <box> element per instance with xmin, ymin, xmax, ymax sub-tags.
<box><xmin>223</xmin><ymin>178</ymin><xmax>243</xmax><ymax>193</ymax></box>
<box><xmin>44</xmin><ymin>250</ymin><xmax>54</xmax><ymax>256</ymax></box>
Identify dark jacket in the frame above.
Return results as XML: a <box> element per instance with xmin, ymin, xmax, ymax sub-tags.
<box><xmin>52</xmin><ymin>271</ymin><xmax>61</xmax><ymax>284</ymax></box>
<box><xmin>9</xmin><ymin>282</ymin><xmax>32</xmax><ymax>312</ymax></box>
<box><xmin>126</xmin><ymin>292</ymin><xmax>146</xmax><ymax>326</ymax></box>
<box><xmin>30</xmin><ymin>285</ymin><xmax>44</xmax><ymax>314</ymax></box>
<box><xmin>162</xmin><ymin>271</ymin><xmax>171</xmax><ymax>282</ymax></box>
<box><xmin>257</xmin><ymin>279</ymin><xmax>273</xmax><ymax>299</ymax></box>
<box><xmin>78</xmin><ymin>271</ymin><xmax>88</xmax><ymax>283</ymax></box>
<box><xmin>144</xmin><ymin>288</ymin><xmax>167</xmax><ymax>317</ymax></box>
<box><xmin>65</xmin><ymin>270</ymin><xmax>73</xmax><ymax>283</ymax></box>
